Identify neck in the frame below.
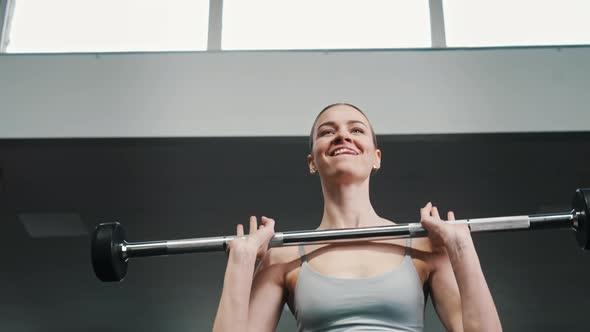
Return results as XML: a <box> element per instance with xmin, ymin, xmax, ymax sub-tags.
<box><xmin>317</xmin><ymin>177</ymin><xmax>385</xmax><ymax>229</ymax></box>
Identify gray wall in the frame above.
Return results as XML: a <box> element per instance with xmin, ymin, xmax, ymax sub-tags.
<box><xmin>1</xmin><ymin>46</ymin><xmax>589</xmax><ymax>138</ymax></box>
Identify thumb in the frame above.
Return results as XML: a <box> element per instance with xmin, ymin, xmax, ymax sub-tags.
<box><xmin>258</xmin><ymin>217</ymin><xmax>276</xmax><ymax>239</ymax></box>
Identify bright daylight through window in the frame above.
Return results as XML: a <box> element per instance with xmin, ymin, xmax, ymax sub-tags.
<box><xmin>6</xmin><ymin>0</ymin><xmax>209</xmax><ymax>53</ymax></box>
<box><xmin>443</xmin><ymin>0</ymin><xmax>590</xmax><ymax>47</ymax></box>
<box><xmin>222</xmin><ymin>0</ymin><xmax>432</xmax><ymax>50</ymax></box>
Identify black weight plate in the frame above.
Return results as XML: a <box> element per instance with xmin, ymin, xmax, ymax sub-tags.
<box><xmin>91</xmin><ymin>222</ymin><xmax>128</xmax><ymax>282</ymax></box>
<box><xmin>573</xmin><ymin>189</ymin><xmax>590</xmax><ymax>250</ymax></box>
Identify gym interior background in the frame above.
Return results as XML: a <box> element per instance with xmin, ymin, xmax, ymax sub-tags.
<box><xmin>1</xmin><ymin>1</ymin><xmax>589</xmax><ymax>331</ymax></box>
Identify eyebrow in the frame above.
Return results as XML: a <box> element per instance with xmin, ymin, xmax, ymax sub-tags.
<box><xmin>317</xmin><ymin>120</ymin><xmax>368</xmax><ymax>130</ymax></box>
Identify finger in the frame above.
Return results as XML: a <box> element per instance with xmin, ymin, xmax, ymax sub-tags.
<box><xmin>261</xmin><ymin>216</ymin><xmax>275</xmax><ymax>228</ymax></box>
<box><xmin>432</xmin><ymin>206</ymin><xmax>441</xmax><ymax>220</ymax></box>
<box><xmin>448</xmin><ymin>211</ymin><xmax>455</xmax><ymax>221</ymax></box>
<box><xmin>259</xmin><ymin>217</ymin><xmax>276</xmax><ymax>238</ymax></box>
<box><xmin>249</xmin><ymin>216</ymin><xmax>257</xmax><ymax>235</ymax></box>
<box><xmin>236</xmin><ymin>224</ymin><xmax>244</xmax><ymax>237</ymax></box>
<box><xmin>420</xmin><ymin>202</ymin><xmax>432</xmax><ymax>220</ymax></box>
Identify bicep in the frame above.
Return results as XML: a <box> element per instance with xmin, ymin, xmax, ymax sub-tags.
<box><xmin>247</xmin><ymin>258</ymin><xmax>287</xmax><ymax>332</ymax></box>
<box><xmin>429</xmin><ymin>254</ymin><xmax>463</xmax><ymax>332</ymax></box>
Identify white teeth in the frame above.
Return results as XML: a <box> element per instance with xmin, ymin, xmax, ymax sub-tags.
<box><xmin>332</xmin><ymin>148</ymin><xmax>357</xmax><ymax>156</ymax></box>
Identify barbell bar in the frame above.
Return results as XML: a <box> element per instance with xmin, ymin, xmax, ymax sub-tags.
<box><xmin>91</xmin><ymin>188</ymin><xmax>590</xmax><ymax>282</ymax></box>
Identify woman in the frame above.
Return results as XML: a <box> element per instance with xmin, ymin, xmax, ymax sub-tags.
<box><xmin>213</xmin><ymin>103</ymin><xmax>502</xmax><ymax>332</ymax></box>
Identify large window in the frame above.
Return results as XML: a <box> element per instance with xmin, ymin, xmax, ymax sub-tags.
<box><xmin>6</xmin><ymin>0</ymin><xmax>209</xmax><ymax>53</ymax></box>
<box><xmin>2</xmin><ymin>1</ymin><xmax>589</xmax><ymax>53</ymax></box>
<box><xmin>443</xmin><ymin>0</ymin><xmax>590</xmax><ymax>47</ymax></box>
<box><xmin>221</xmin><ymin>0</ymin><xmax>432</xmax><ymax>50</ymax></box>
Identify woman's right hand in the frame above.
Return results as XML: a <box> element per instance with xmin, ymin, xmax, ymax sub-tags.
<box><xmin>227</xmin><ymin>216</ymin><xmax>275</xmax><ymax>262</ymax></box>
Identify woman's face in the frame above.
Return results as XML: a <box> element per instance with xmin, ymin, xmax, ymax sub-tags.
<box><xmin>308</xmin><ymin>105</ymin><xmax>381</xmax><ymax>182</ymax></box>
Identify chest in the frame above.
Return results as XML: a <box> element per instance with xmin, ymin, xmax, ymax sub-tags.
<box><xmin>309</xmin><ymin>249</ymin><xmax>406</xmax><ymax>278</ymax></box>
<box><xmin>284</xmin><ymin>244</ymin><xmax>430</xmax><ymax>310</ymax></box>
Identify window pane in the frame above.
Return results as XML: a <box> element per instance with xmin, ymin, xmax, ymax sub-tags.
<box><xmin>444</xmin><ymin>0</ymin><xmax>590</xmax><ymax>47</ymax></box>
<box><xmin>6</xmin><ymin>0</ymin><xmax>209</xmax><ymax>53</ymax></box>
<box><xmin>222</xmin><ymin>0</ymin><xmax>431</xmax><ymax>50</ymax></box>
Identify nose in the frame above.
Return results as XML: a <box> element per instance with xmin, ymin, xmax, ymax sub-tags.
<box><xmin>333</xmin><ymin>129</ymin><xmax>352</xmax><ymax>143</ymax></box>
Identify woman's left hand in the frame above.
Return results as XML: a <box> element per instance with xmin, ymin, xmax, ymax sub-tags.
<box><xmin>419</xmin><ymin>202</ymin><xmax>471</xmax><ymax>250</ymax></box>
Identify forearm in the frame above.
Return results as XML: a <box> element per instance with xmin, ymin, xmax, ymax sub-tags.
<box><xmin>446</xmin><ymin>236</ymin><xmax>502</xmax><ymax>332</ymax></box>
<box><xmin>212</xmin><ymin>250</ymin><xmax>257</xmax><ymax>332</ymax></box>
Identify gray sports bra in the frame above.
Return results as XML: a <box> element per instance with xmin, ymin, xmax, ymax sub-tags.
<box><xmin>293</xmin><ymin>239</ymin><xmax>425</xmax><ymax>332</ymax></box>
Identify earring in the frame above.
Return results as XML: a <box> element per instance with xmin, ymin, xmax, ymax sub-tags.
<box><xmin>372</xmin><ymin>165</ymin><xmax>379</xmax><ymax>170</ymax></box>
<box><xmin>310</xmin><ymin>168</ymin><xmax>316</xmax><ymax>174</ymax></box>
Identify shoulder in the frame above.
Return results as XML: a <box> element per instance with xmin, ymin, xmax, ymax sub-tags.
<box><xmin>411</xmin><ymin>236</ymin><xmax>434</xmax><ymax>253</ymax></box>
<box><xmin>267</xmin><ymin>245</ymin><xmax>302</xmax><ymax>265</ymax></box>
<box><xmin>379</xmin><ymin>217</ymin><xmax>440</xmax><ymax>256</ymax></box>
<box><xmin>409</xmin><ymin>237</ymin><xmax>450</xmax><ymax>273</ymax></box>
<box><xmin>255</xmin><ymin>245</ymin><xmax>302</xmax><ymax>279</ymax></box>
<box><xmin>377</xmin><ymin>217</ymin><xmax>439</xmax><ymax>257</ymax></box>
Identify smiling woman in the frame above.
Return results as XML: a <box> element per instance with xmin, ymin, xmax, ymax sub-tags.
<box><xmin>306</xmin><ymin>104</ymin><xmax>381</xmax><ymax>183</ymax></box>
<box><xmin>308</xmin><ymin>103</ymin><xmax>378</xmax><ymax>152</ymax></box>
<box><xmin>212</xmin><ymin>103</ymin><xmax>503</xmax><ymax>332</ymax></box>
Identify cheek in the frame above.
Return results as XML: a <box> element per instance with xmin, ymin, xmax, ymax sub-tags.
<box><xmin>312</xmin><ymin>140</ymin><xmax>328</xmax><ymax>156</ymax></box>
<box><xmin>309</xmin><ymin>147</ymin><xmax>323</xmax><ymax>164</ymax></box>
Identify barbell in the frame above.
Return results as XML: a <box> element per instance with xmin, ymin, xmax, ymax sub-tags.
<box><xmin>91</xmin><ymin>188</ymin><xmax>590</xmax><ymax>282</ymax></box>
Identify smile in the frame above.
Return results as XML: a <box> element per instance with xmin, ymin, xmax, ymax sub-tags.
<box><xmin>330</xmin><ymin>148</ymin><xmax>359</xmax><ymax>156</ymax></box>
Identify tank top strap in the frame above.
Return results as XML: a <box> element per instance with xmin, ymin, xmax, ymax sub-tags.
<box><xmin>405</xmin><ymin>238</ymin><xmax>412</xmax><ymax>257</ymax></box>
<box><xmin>299</xmin><ymin>244</ymin><xmax>307</xmax><ymax>264</ymax></box>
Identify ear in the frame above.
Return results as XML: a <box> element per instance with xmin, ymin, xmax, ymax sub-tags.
<box><xmin>374</xmin><ymin>149</ymin><xmax>382</xmax><ymax>169</ymax></box>
<box><xmin>307</xmin><ymin>154</ymin><xmax>316</xmax><ymax>172</ymax></box>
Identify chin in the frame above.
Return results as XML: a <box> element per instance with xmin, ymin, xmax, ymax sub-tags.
<box><xmin>325</xmin><ymin>168</ymin><xmax>369</xmax><ymax>183</ymax></box>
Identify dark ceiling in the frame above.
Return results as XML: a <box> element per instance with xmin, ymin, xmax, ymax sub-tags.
<box><xmin>1</xmin><ymin>132</ymin><xmax>589</xmax><ymax>331</ymax></box>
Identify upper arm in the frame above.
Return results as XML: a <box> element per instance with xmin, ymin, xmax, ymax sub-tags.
<box><xmin>247</xmin><ymin>250</ymin><xmax>287</xmax><ymax>332</ymax></box>
<box><xmin>429</xmin><ymin>251</ymin><xmax>464</xmax><ymax>332</ymax></box>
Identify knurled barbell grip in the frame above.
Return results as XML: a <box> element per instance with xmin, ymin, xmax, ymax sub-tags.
<box><xmin>408</xmin><ymin>215</ymin><xmax>531</xmax><ymax>235</ymax></box>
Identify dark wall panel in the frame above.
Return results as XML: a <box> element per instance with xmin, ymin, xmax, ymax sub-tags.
<box><xmin>0</xmin><ymin>132</ymin><xmax>589</xmax><ymax>331</ymax></box>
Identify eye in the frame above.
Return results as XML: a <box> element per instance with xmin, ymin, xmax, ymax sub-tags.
<box><xmin>351</xmin><ymin>128</ymin><xmax>365</xmax><ymax>134</ymax></box>
<box><xmin>319</xmin><ymin>129</ymin><xmax>335</xmax><ymax>136</ymax></box>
